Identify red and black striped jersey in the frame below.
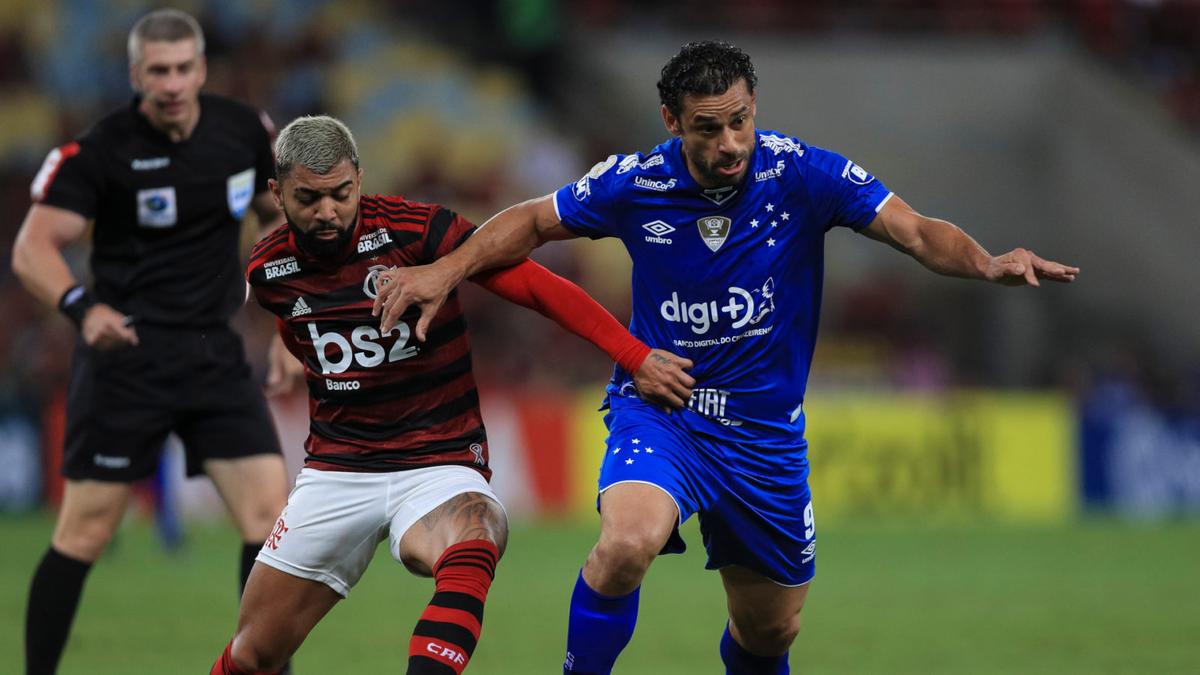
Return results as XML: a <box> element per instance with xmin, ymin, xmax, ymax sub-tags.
<box><xmin>247</xmin><ymin>194</ymin><xmax>489</xmax><ymax>477</ymax></box>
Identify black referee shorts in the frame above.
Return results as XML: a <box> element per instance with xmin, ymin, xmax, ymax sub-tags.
<box><xmin>63</xmin><ymin>324</ymin><xmax>282</xmax><ymax>482</ymax></box>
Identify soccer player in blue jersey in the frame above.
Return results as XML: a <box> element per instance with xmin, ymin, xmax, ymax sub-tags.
<box><xmin>374</xmin><ymin>41</ymin><xmax>1078</xmax><ymax>675</ymax></box>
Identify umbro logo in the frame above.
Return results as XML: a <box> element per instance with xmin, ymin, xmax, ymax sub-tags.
<box><xmin>291</xmin><ymin>297</ymin><xmax>312</xmax><ymax>317</ymax></box>
<box><xmin>642</xmin><ymin>220</ymin><xmax>674</xmax><ymax>245</ymax></box>
<box><xmin>800</xmin><ymin>542</ymin><xmax>815</xmax><ymax>564</ymax></box>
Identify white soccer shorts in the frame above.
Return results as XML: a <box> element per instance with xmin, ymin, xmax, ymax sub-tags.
<box><xmin>256</xmin><ymin>465</ymin><xmax>502</xmax><ymax>597</ymax></box>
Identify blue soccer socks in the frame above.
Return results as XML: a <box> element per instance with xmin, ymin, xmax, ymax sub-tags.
<box><xmin>563</xmin><ymin>571</ymin><xmax>640</xmax><ymax>675</ymax></box>
<box><xmin>720</xmin><ymin>623</ymin><xmax>789</xmax><ymax>675</ymax></box>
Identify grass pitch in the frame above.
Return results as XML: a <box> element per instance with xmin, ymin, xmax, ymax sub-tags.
<box><xmin>2</xmin><ymin>514</ymin><xmax>1197</xmax><ymax>674</ymax></box>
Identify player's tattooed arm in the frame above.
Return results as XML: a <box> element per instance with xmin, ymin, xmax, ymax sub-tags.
<box><xmin>634</xmin><ymin>349</ymin><xmax>696</xmax><ymax>412</ymax></box>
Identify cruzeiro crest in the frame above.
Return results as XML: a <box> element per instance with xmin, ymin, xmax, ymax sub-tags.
<box><xmin>696</xmin><ymin>215</ymin><xmax>731</xmax><ymax>252</ymax></box>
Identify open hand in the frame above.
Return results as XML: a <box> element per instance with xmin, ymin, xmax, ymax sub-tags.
<box><xmin>986</xmin><ymin>248</ymin><xmax>1079</xmax><ymax>287</ymax></box>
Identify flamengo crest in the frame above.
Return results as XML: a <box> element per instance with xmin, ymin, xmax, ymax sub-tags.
<box><xmin>697</xmin><ymin>216</ymin><xmax>731</xmax><ymax>252</ymax></box>
<box><xmin>363</xmin><ymin>264</ymin><xmax>391</xmax><ymax>299</ymax></box>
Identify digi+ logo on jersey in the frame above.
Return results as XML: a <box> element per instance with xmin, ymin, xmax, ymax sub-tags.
<box><xmin>659</xmin><ymin>277</ymin><xmax>776</xmax><ymax>335</ymax></box>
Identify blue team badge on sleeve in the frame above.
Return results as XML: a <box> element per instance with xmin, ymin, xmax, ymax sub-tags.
<box><xmin>841</xmin><ymin>160</ymin><xmax>875</xmax><ymax>185</ymax></box>
<box><xmin>573</xmin><ymin>155</ymin><xmax>619</xmax><ymax>202</ymax></box>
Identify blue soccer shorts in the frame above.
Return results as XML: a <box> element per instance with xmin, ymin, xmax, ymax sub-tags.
<box><xmin>597</xmin><ymin>396</ymin><xmax>816</xmax><ymax>586</ymax></box>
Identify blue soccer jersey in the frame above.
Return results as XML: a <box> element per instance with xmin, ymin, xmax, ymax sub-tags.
<box><xmin>554</xmin><ymin>131</ymin><xmax>892</xmax><ymax>442</ymax></box>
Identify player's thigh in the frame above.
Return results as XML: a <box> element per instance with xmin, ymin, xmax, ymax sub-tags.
<box><xmin>257</xmin><ymin>468</ymin><xmax>389</xmax><ymax>598</ymax></box>
<box><xmin>51</xmin><ymin>479</ymin><xmax>135</xmax><ymax>561</ymax></box>
<box><xmin>595</xmin><ymin>398</ymin><xmax>704</xmax><ymax>558</ymax></box>
<box><xmin>390</xmin><ymin>466</ymin><xmax>508</xmax><ymax>575</ymax></box>
<box><xmin>720</xmin><ymin>564</ymin><xmax>810</xmax><ymax>651</ymax></box>
<box><xmin>234</xmin><ymin>561</ymin><xmax>341</xmax><ymax>665</ymax></box>
<box><xmin>205</xmin><ymin>454</ymin><xmax>289</xmax><ymax>540</ymax></box>
<box><xmin>596</xmin><ymin>481</ymin><xmax>680</xmax><ymax>554</ymax></box>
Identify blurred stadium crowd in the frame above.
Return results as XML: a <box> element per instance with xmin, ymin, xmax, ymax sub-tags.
<box><xmin>0</xmin><ymin>0</ymin><xmax>1197</xmax><ymax>512</ymax></box>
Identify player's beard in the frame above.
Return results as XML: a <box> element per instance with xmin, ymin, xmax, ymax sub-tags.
<box><xmin>289</xmin><ymin>212</ymin><xmax>357</xmax><ymax>259</ymax></box>
<box><xmin>694</xmin><ymin>150</ymin><xmax>749</xmax><ymax>187</ymax></box>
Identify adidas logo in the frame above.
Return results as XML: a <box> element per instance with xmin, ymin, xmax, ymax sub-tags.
<box><xmin>291</xmin><ymin>297</ymin><xmax>312</xmax><ymax>317</ymax></box>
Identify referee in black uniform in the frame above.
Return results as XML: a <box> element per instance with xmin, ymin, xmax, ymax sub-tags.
<box><xmin>12</xmin><ymin>10</ymin><xmax>296</xmax><ymax>674</ymax></box>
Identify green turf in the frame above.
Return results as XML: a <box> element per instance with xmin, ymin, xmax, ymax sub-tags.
<box><xmin>2</xmin><ymin>514</ymin><xmax>1197</xmax><ymax>674</ymax></box>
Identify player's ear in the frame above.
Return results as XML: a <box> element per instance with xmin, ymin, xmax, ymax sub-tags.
<box><xmin>196</xmin><ymin>54</ymin><xmax>207</xmax><ymax>89</ymax></box>
<box><xmin>268</xmin><ymin>178</ymin><xmax>283</xmax><ymax>209</ymax></box>
<box><xmin>661</xmin><ymin>104</ymin><xmax>682</xmax><ymax>137</ymax></box>
<box><xmin>129</xmin><ymin>62</ymin><xmax>141</xmax><ymax>93</ymax></box>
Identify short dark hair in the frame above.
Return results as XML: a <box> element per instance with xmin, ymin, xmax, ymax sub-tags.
<box><xmin>657</xmin><ymin>41</ymin><xmax>757</xmax><ymax>117</ymax></box>
<box><xmin>128</xmin><ymin>9</ymin><xmax>205</xmax><ymax>65</ymax></box>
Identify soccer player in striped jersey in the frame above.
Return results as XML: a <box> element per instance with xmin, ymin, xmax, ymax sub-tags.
<box><xmin>209</xmin><ymin>116</ymin><xmax>693</xmax><ymax>675</ymax></box>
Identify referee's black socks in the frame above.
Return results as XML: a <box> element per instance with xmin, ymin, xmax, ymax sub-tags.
<box><xmin>25</xmin><ymin>547</ymin><xmax>92</xmax><ymax>675</ymax></box>
<box><xmin>239</xmin><ymin>542</ymin><xmax>260</xmax><ymax>597</ymax></box>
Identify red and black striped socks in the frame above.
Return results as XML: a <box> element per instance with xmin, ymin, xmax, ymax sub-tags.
<box><xmin>407</xmin><ymin>539</ymin><xmax>500</xmax><ymax>674</ymax></box>
<box><xmin>210</xmin><ymin>640</ymin><xmax>279</xmax><ymax>675</ymax></box>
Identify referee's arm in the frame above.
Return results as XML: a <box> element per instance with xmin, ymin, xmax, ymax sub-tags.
<box><xmin>12</xmin><ymin>204</ymin><xmax>89</xmax><ymax>308</ymax></box>
<box><xmin>13</xmin><ymin>204</ymin><xmax>138</xmax><ymax>347</ymax></box>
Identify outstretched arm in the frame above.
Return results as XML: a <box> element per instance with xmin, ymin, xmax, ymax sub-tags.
<box><xmin>373</xmin><ymin>194</ymin><xmax>572</xmax><ymax>337</ymax></box>
<box><xmin>472</xmin><ymin>260</ymin><xmax>696</xmax><ymax>410</ymax></box>
<box><xmin>862</xmin><ymin>195</ymin><xmax>1079</xmax><ymax>286</ymax></box>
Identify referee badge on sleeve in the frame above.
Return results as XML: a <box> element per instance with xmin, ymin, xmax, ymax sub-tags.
<box><xmin>227</xmin><ymin>167</ymin><xmax>255</xmax><ymax>218</ymax></box>
<box><xmin>136</xmin><ymin>187</ymin><xmax>178</xmax><ymax>228</ymax></box>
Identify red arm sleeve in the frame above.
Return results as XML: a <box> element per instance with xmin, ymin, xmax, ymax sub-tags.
<box><xmin>471</xmin><ymin>260</ymin><xmax>650</xmax><ymax>375</ymax></box>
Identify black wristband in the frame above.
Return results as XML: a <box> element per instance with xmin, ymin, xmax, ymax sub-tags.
<box><xmin>58</xmin><ymin>284</ymin><xmax>95</xmax><ymax>329</ymax></box>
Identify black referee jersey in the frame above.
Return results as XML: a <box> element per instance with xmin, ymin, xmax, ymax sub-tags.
<box><xmin>31</xmin><ymin>94</ymin><xmax>275</xmax><ymax>328</ymax></box>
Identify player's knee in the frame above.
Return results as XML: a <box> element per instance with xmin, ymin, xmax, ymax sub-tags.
<box><xmin>240</xmin><ymin>503</ymin><xmax>285</xmax><ymax>542</ymax></box>
<box><xmin>484</xmin><ymin>511</ymin><xmax>509</xmax><ymax>557</ymax></box>
<box><xmin>592</xmin><ymin>531</ymin><xmax>659</xmax><ymax>584</ymax></box>
<box><xmin>52</xmin><ymin>515</ymin><xmax>120</xmax><ymax>562</ymax></box>
<box><xmin>444</xmin><ymin>495</ymin><xmax>508</xmax><ymax>558</ymax></box>
<box><xmin>737</xmin><ymin>614</ymin><xmax>802</xmax><ymax>656</ymax></box>
<box><xmin>231</xmin><ymin>632</ymin><xmax>289</xmax><ymax>672</ymax></box>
